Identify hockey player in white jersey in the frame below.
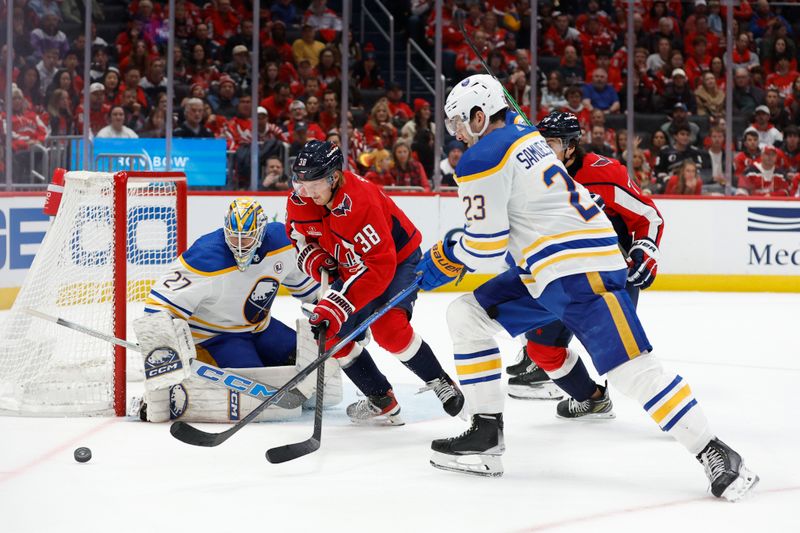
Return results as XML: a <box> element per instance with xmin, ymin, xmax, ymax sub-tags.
<box><xmin>133</xmin><ymin>197</ymin><xmax>340</xmax><ymax>423</ymax></box>
<box><xmin>417</xmin><ymin>74</ymin><xmax>758</xmax><ymax>501</ymax></box>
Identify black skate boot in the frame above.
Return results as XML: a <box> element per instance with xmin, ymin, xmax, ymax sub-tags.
<box><xmin>508</xmin><ymin>364</ymin><xmax>564</xmax><ymax>400</ymax></box>
<box><xmin>555</xmin><ymin>383</ymin><xmax>615</xmax><ymax>419</ymax></box>
<box><xmin>696</xmin><ymin>438</ymin><xmax>759</xmax><ymax>502</ymax></box>
<box><xmin>430</xmin><ymin>413</ymin><xmax>505</xmax><ymax>477</ymax></box>
<box><xmin>506</xmin><ymin>347</ymin><xmax>537</xmax><ymax>376</ymax></box>
<box><xmin>346</xmin><ymin>389</ymin><xmax>404</xmax><ymax>426</ymax></box>
<box><xmin>418</xmin><ymin>372</ymin><xmax>465</xmax><ymax>417</ymax></box>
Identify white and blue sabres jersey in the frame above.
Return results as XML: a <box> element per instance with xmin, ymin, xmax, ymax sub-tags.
<box><xmin>452</xmin><ymin>122</ymin><xmax>626</xmax><ymax>297</ymax></box>
<box><xmin>144</xmin><ymin>222</ymin><xmax>318</xmax><ymax>343</ymax></box>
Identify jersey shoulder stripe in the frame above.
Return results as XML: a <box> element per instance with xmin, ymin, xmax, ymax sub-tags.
<box><xmin>180</xmin><ymin>229</ymin><xmax>238</xmax><ymax>275</ymax></box>
<box><xmin>262</xmin><ymin>222</ymin><xmax>293</xmax><ymax>255</ymax></box>
<box><xmin>455</xmin><ymin>125</ymin><xmax>541</xmax><ymax>184</ymax></box>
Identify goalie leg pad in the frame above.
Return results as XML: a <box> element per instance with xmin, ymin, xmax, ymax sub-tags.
<box><xmin>140</xmin><ymin>365</ymin><xmax>303</xmax><ymax>423</ymax></box>
<box><xmin>607</xmin><ymin>353</ymin><xmax>712</xmax><ymax>454</ymax></box>
<box><xmin>133</xmin><ymin>311</ymin><xmax>194</xmax><ymax>392</ymax></box>
<box><xmin>294</xmin><ymin>318</ymin><xmax>342</xmax><ymax>407</ymax></box>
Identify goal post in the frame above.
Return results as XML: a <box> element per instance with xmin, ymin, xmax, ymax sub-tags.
<box><xmin>0</xmin><ymin>170</ymin><xmax>187</xmax><ymax>416</ymax></box>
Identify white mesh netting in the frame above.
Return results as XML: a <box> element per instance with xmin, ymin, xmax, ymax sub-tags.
<box><xmin>0</xmin><ymin>171</ymin><xmax>183</xmax><ymax>416</ymax></box>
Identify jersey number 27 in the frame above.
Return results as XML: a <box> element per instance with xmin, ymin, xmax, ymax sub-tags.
<box><xmin>542</xmin><ymin>165</ymin><xmax>600</xmax><ymax>221</ymax></box>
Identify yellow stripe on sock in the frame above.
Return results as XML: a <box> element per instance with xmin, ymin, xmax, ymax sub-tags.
<box><xmin>586</xmin><ymin>272</ymin><xmax>640</xmax><ymax>358</ymax></box>
<box><xmin>456</xmin><ymin>358</ymin><xmax>502</xmax><ymax>376</ymax></box>
<box><xmin>651</xmin><ymin>384</ymin><xmax>692</xmax><ymax>424</ymax></box>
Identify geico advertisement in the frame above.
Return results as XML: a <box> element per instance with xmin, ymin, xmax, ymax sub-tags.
<box><xmin>2</xmin><ymin>194</ymin><xmax>800</xmax><ymax>291</ymax></box>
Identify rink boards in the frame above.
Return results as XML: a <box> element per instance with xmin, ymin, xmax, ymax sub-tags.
<box><xmin>1</xmin><ymin>192</ymin><xmax>799</xmax><ymax>308</ymax></box>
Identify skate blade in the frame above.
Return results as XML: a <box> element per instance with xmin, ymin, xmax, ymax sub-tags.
<box><xmin>720</xmin><ymin>464</ymin><xmax>760</xmax><ymax>502</ymax></box>
<box><xmin>430</xmin><ymin>451</ymin><xmax>503</xmax><ymax>477</ymax></box>
<box><xmin>508</xmin><ymin>382</ymin><xmax>564</xmax><ymax>400</ymax></box>
<box><xmin>348</xmin><ymin>413</ymin><xmax>405</xmax><ymax>426</ymax></box>
<box><xmin>556</xmin><ymin>411</ymin><xmax>616</xmax><ymax>420</ymax></box>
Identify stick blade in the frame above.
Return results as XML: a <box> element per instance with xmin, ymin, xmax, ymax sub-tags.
<box><xmin>170</xmin><ymin>420</ymin><xmax>233</xmax><ymax>447</ymax></box>
<box><xmin>265</xmin><ymin>438</ymin><xmax>320</xmax><ymax>464</ymax></box>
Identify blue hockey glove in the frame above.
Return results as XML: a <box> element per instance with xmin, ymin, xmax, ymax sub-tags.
<box><xmin>627</xmin><ymin>239</ymin><xmax>660</xmax><ymax>289</ymax></box>
<box><xmin>417</xmin><ymin>230</ymin><xmax>467</xmax><ymax>291</ymax></box>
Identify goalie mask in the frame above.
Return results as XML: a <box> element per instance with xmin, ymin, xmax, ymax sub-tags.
<box><xmin>223</xmin><ymin>197</ymin><xmax>267</xmax><ymax>271</ymax></box>
<box><xmin>444</xmin><ymin>74</ymin><xmax>508</xmax><ymax>140</ymax></box>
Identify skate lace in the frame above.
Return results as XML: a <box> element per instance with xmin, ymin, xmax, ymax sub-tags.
<box><xmin>351</xmin><ymin>398</ymin><xmax>382</xmax><ymax>418</ymax></box>
<box><xmin>568</xmin><ymin>397</ymin><xmax>591</xmax><ymax>414</ymax></box>
<box><xmin>417</xmin><ymin>378</ymin><xmax>457</xmax><ymax>405</ymax></box>
<box><xmin>447</xmin><ymin>419</ymin><xmax>479</xmax><ymax>442</ymax></box>
<box><xmin>702</xmin><ymin>448</ymin><xmax>727</xmax><ymax>482</ymax></box>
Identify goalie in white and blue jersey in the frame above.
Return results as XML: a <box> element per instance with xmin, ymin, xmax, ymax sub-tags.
<box><xmin>416</xmin><ymin>74</ymin><xmax>757</xmax><ymax>501</ymax></box>
<box><xmin>133</xmin><ymin>197</ymin><xmax>341</xmax><ymax>423</ymax></box>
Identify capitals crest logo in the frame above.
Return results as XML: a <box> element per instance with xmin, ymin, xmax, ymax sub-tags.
<box><xmin>289</xmin><ymin>191</ymin><xmax>307</xmax><ymax>205</ymax></box>
<box><xmin>331</xmin><ymin>193</ymin><xmax>352</xmax><ymax>217</ymax></box>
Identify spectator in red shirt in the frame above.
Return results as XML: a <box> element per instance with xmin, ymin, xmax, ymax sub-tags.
<box><xmin>363</xmin><ymin>99</ymin><xmax>398</xmax><ymax>149</ymax></box>
<box><xmin>206</xmin><ymin>0</ymin><xmax>240</xmax><ymax>46</ymax></box>
<box><xmin>390</xmin><ymin>139</ymin><xmax>430</xmax><ymax>191</ymax></box>
<box><xmin>684</xmin><ymin>15</ymin><xmax>720</xmax><ymax>58</ymax></box>
<box><xmin>361</xmin><ymin>148</ymin><xmax>394</xmax><ymax>187</ymax></box>
<box><xmin>684</xmin><ymin>36</ymin><xmax>712</xmax><ymax>88</ymax></box>
<box><xmin>2</xmin><ymin>85</ymin><xmax>48</xmax><ymax>181</ymax></box>
<box><xmin>456</xmin><ymin>30</ymin><xmax>491</xmax><ymax>75</ymax></box>
<box><xmin>303</xmin><ymin>0</ymin><xmax>343</xmax><ymax>43</ymax></box>
<box><xmin>543</xmin><ymin>11</ymin><xmax>581</xmax><ymax>57</ymax></box>
<box><xmin>781</xmin><ymin>125</ymin><xmax>800</xmax><ymax>174</ymax></box>
<box><xmin>734</xmin><ymin>130</ymin><xmax>762</xmax><ymax>184</ymax></box>
<box><xmin>352</xmin><ymin>49</ymin><xmax>384</xmax><ymax>90</ymax></box>
<box><xmin>318</xmin><ymin>89</ymin><xmax>339</xmax><ymax>132</ymax></box>
<box><xmin>479</xmin><ymin>11</ymin><xmax>507</xmax><ymax>49</ymax></box>
<box><xmin>261</xmin><ymin>21</ymin><xmax>294</xmax><ymax>64</ymax></box>
<box><xmin>259</xmin><ymin>82</ymin><xmax>293</xmax><ymax>123</ymax></box>
<box><xmin>290</xmin><ymin>59</ymin><xmax>316</xmax><ymax>97</ymax></box>
<box><xmin>285</xmin><ymin>100</ymin><xmax>325</xmax><ymax>141</ymax></box>
<box><xmin>665</xmin><ymin>159</ymin><xmax>704</xmax><ymax>195</ymax></box>
<box><xmin>76</xmin><ymin>82</ymin><xmax>112</xmax><ymax>135</ymax></box>
<box><xmin>765</xmin><ymin>54</ymin><xmax>799</xmax><ymax>99</ymax></box>
<box><xmin>316</xmin><ymin>47</ymin><xmax>341</xmax><ymax>87</ymax></box>
<box><xmin>386</xmin><ymin>83</ymin><xmax>414</xmax><ymax>123</ymax></box>
<box><xmin>739</xmin><ymin>145</ymin><xmax>791</xmax><ymax>196</ymax></box>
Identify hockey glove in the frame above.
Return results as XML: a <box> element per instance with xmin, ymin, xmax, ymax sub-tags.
<box><xmin>309</xmin><ymin>289</ymin><xmax>355</xmax><ymax>339</ymax></box>
<box><xmin>627</xmin><ymin>238</ymin><xmax>660</xmax><ymax>289</ymax></box>
<box><xmin>297</xmin><ymin>243</ymin><xmax>339</xmax><ymax>282</ymax></box>
<box><xmin>418</xmin><ymin>232</ymin><xmax>467</xmax><ymax>291</ymax></box>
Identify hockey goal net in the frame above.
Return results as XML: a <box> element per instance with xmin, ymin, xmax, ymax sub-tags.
<box><xmin>0</xmin><ymin>171</ymin><xmax>187</xmax><ymax>416</ymax></box>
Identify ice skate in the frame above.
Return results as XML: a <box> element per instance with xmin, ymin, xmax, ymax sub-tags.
<box><xmin>430</xmin><ymin>413</ymin><xmax>504</xmax><ymax>477</ymax></box>
<box><xmin>346</xmin><ymin>389</ymin><xmax>404</xmax><ymax>426</ymax></box>
<box><xmin>697</xmin><ymin>438</ymin><xmax>759</xmax><ymax>502</ymax></box>
<box><xmin>506</xmin><ymin>347</ymin><xmax>537</xmax><ymax>377</ymax></box>
<box><xmin>507</xmin><ymin>363</ymin><xmax>564</xmax><ymax>400</ymax></box>
<box><xmin>556</xmin><ymin>383</ymin><xmax>615</xmax><ymax>419</ymax></box>
<box><xmin>418</xmin><ymin>372</ymin><xmax>465</xmax><ymax>417</ymax></box>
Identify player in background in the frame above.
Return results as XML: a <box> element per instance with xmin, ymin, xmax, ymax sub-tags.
<box><xmin>286</xmin><ymin>140</ymin><xmax>464</xmax><ymax>425</ymax></box>
<box><xmin>417</xmin><ymin>74</ymin><xmax>757</xmax><ymax>501</ymax></box>
<box><xmin>506</xmin><ymin>111</ymin><xmax>664</xmax><ymax>421</ymax></box>
<box><xmin>134</xmin><ymin>197</ymin><xmax>339</xmax><ymax>422</ymax></box>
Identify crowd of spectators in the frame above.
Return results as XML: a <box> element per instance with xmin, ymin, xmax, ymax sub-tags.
<box><xmin>2</xmin><ymin>0</ymin><xmax>800</xmax><ymax>197</ymax></box>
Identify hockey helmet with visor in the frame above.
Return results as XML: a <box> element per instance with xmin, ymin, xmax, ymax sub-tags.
<box><xmin>291</xmin><ymin>140</ymin><xmax>344</xmax><ymax>196</ymax></box>
<box><xmin>444</xmin><ymin>74</ymin><xmax>509</xmax><ymax>139</ymax></box>
<box><xmin>536</xmin><ymin>111</ymin><xmax>583</xmax><ymax>154</ymax></box>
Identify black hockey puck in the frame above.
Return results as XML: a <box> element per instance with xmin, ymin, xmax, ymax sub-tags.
<box><xmin>74</xmin><ymin>447</ymin><xmax>92</xmax><ymax>463</ymax></box>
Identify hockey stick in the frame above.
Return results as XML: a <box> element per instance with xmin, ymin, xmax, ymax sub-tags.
<box><xmin>455</xmin><ymin>11</ymin><xmax>532</xmax><ymax>126</ymax></box>
<box><xmin>23</xmin><ymin>308</ymin><xmax>305</xmax><ymax>410</ymax></box>
<box><xmin>265</xmin><ymin>272</ymin><xmax>329</xmax><ymax>463</ymax></box>
<box><xmin>170</xmin><ymin>273</ymin><xmax>423</xmax><ymax>448</ymax></box>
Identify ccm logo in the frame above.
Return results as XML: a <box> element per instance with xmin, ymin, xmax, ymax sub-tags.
<box><xmin>196</xmin><ymin>365</ymin><xmax>275</xmax><ymax>399</ymax></box>
<box><xmin>146</xmin><ymin>362</ymin><xmax>180</xmax><ymax>378</ymax></box>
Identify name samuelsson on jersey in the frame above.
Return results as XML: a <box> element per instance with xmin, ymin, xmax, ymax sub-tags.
<box><xmin>515</xmin><ymin>136</ymin><xmax>553</xmax><ymax>169</ymax></box>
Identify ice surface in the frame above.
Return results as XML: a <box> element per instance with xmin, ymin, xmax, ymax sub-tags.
<box><xmin>0</xmin><ymin>291</ymin><xmax>797</xmax><ymax>533</ymax></box>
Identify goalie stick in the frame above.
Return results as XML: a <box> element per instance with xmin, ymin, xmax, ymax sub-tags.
<box><xmin>455</xmin><ymin>11</ymin><xmax>532</xmax><ymax>126</ymax></box>
<box><xmin>23</xmin><ymin>308</ymin><xmax>305</xmax><ymax>410</ymax></box>
<box><xmin>265</xmin><ymin>271</ymin><xmax>329</xmax><ymax>464</ymax></box>
<box><xmin>169</xmin><ymin>273</ymin><xmax>423</xmax><ymax>448</ymax></box>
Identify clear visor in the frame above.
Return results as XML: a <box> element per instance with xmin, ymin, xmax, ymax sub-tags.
<box><xmin>545</xmin><ymin>137</ymin><xmax>568</xmax><ymax>153</ymax></box>
<box><xmin>444</xmin><ymin>115</ymin><xmax>464</xmax><ymax>136</ymax></box>
<box><xmin>291</xmin><ymin>173</ymin><xmax>332</xmax><ymax>196</ymax></box>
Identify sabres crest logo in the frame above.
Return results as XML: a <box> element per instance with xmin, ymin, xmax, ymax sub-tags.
<box><xmin>331</xmin><ymin>193</ymin><xmax>352</xmax><ymax>217</ymax></box>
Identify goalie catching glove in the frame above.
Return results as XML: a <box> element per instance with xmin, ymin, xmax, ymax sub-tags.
<box><xmin>627</xmin><ymin>238</ymin><xmax>660</xmax><ymax>289</ymax></box>
<box><xmin>297</xmin><ymin>243</ymin><xmax>338</xmax><ymax>283</ymax></box>
<box><xmin>418</xmin><ymin>229</ymin><xmax>468</xmax><ymax>291</ymax></box>
<box><xmin>133</xmin><ymin>311</ymin><xmax>195</xmax><ymax>392</ymax></box>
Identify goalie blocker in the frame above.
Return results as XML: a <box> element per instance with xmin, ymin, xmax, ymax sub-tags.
<box><xmin>132</xmin><ymin>312</ymin><xmax>341</xmax><ymax>423</ymax></box>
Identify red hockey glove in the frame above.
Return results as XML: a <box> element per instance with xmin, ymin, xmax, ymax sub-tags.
<box><xmin>297</xmin><ymin>244</ymin><xmax>339</xmax><ymax>283</ymax></box>
<box><xmin>308</xmin><ymin>290</ymin><xmax>355</xmax><ymax>339</ymax></box>
<box><xmin>627</xmin><ymin>239</ymin><xmax>660</xmax><ymax>289</ymax></box>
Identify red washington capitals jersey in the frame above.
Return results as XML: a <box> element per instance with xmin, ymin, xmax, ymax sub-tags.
<box><xmin>286</xmin><ymin>171</ymin><xmax>421</xmax><ymax>310</ymax></box>
<box><xmin>571</xmin><ymin>152</ymin><xmax>664</xmax><ymax>252</ymax></box>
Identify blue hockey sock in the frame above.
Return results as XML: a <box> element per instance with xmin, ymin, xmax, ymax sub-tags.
<box><xmin>341</xmin><ymin>348</ymin><xmax>392</xmax><ymax>397</ymax></box>
<box><xmin>401</xmin><ymin>340</ymin><xmax>445</xmax><ymax>383</ymax></box>
<box><xmin>551</xmin><ymin>357</ymin><xmax>598</xmax><ymax>402</ymax></box>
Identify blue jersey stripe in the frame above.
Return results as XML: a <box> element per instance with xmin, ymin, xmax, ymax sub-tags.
<box><xmin>644</xmin><ymin>375</ymin><xmax>683</xmax><ymax>411</ymax></box>
<box><xmin>292</xmin><ymin>284</ymin><xmax>320</xmax><ymax>299</ymax></box>
<box><xmin>524</xmin><ymin>237</ymin><xmax>619</xmax><ymax>268</ymax></box>
<box><xmin>465</xmin><ymin>229</ymin><xmax>510</xmax><ymax>239</ymax></box>
<box><xmin>459</xmin><ymin>373</ymin><xmax>502</xmax><ymax>386</ymax></box>
<box><xmin>455</xmin><ymin>348</ymin><xmax>500</xmax><ymax>360</ymax></box>
<box><xmin>282</xmin><ymin>279</ymin><xmax>310</xmax><ymax>288</ymax></box>
<box><xmin>150</xmin><ymin>290</ymin><xmax>193</xmax><ymax>317</ymax></box>
<box><xmin>662</xmin><ymin>399</ymin><xmax>698</xmax><ymax>431</ymax></box>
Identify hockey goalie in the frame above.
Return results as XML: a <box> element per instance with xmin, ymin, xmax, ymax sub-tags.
<box><xmin>131</xmin><ymin>198</ymin><xmax>342</xmax><ymax>423</ymax></box>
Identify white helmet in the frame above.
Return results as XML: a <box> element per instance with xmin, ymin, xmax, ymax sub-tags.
<box><xmin>444</xmin><ymin>74</ymin><xmax>508</xmax><ymax>139</ymax></box>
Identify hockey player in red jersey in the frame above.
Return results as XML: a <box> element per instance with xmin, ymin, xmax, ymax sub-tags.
<box><xmin>507</xmin><ymin>111</ymin><xmax>665</xmax><ymax>419</ymax></box>
<box><xmin>285</xmin><ymin>140</ymin><xmax>464</xmax><ymax>424</ymax></box>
